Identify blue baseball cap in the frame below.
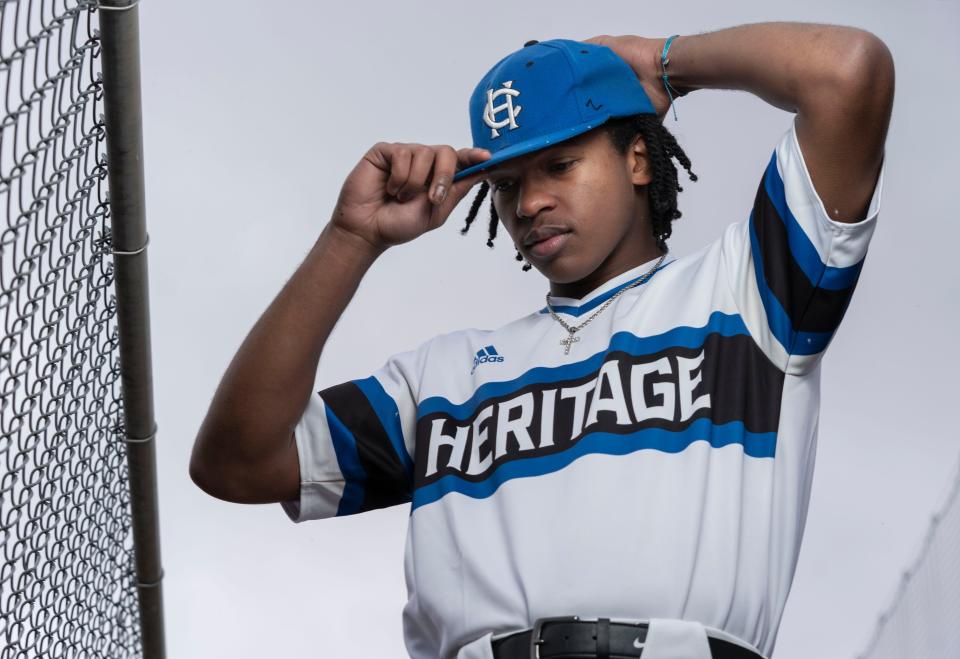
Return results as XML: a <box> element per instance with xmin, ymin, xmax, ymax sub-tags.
<box><xmin>452</xmin><ymin>38</ymin><xmax>657</xmax><ymax>183</ymax></box>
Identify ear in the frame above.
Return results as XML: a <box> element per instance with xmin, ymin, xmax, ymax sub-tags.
<box><xmin>628</xmin><ymin>135</ymin><xmax>652</xmax><ymax>186</ymax></box>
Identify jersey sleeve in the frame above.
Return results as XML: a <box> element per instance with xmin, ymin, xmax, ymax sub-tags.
<box><xmin>722</xmin><ymin>116</ymin><xmax>885</xmax><ymax>375</ymax></box>
<box><xmin>280</xmin><ymin>342</ymin><xmax>426</xmax><ymax>523</ymax></box>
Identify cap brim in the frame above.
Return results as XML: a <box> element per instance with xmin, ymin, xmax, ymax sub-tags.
<box><xmin>452</xmin><ymin>115</ymin><xmax>612</xmax><ymax>183</ymax></box>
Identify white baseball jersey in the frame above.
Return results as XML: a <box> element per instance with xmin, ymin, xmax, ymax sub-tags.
<box><xmin>281</xmin><ymin>117</ymin><xmax>884</xmax><ymax>659</ymax></box>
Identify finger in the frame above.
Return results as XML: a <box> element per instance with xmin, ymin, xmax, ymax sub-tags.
<box><xmin>385</xmin><ymin>144</ymin><xmax>413</xmax><ymax>199</ymax></box>
<box><xmin>456</xmin><ymin>146</ymin><xmax>492</xmax><ymax>168</ymax></box>
<box><xmin>582</xmin><ymin>35</ymin><xmax>611</xmax><ymax>46</ymax></box>
<box><xmin>428</xmin><ymin>146</ymin><xmax>458</xmax><ymax>205</ymax></box>
<box><xmin>421</xmin><ymin>148</ymin><xmax>491</xmax><ymax>230</ymax></box>
<box><xmin>448</xmin><ymin>147</ymin><xmax>493</xmax><ymax>186</ymax></box>
<box><xmin>427</xmin><ymin>145</ymin><xmax>490</xmax><ymax>204</ymax></box>
<box><xmin>450</xmin><ymin>147</ymin><xmax>493</xmax><ymax>192</ymax></box>
<box><xmin>397</xmin><ymin>146</ymin><xmax>435</xmax><ymax>203</ymax></box>
<box><xmin>430</xmin><ymin>152</ymin><xmax>492</xmax><ymax>224</ymax></box>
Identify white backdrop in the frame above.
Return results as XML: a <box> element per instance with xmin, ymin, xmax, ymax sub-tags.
<box><xmin>140</xmin><ymin>1</ymin><xmax>959</xmax><ymax>657</ymax></box>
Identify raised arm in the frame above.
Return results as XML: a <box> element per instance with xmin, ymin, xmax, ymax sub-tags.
<box><xmin>586</xmin><ymin>21</ymin><xmax>895</xmax><ymax>224</ymax></box>
<box><xmin>189</xmin><ymin>143</ymin><xmax>491</xmax><ymax>504</ymax></box>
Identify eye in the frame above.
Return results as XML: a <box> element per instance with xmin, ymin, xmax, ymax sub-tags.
<box><xmin>491</xmin><ymin>161</ymin><xmax>576</xmax><ymax>193</ymax></box>
<box><xmin>550</xmin><ymin>160</ymin><xmax>576</xmax><ymax>172</ymax></box>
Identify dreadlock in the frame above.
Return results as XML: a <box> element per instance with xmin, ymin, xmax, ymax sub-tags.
<box><xmin>459</xmin><ymin>113</ymin><xmax>698</xmax><ymax>270</ymax></box>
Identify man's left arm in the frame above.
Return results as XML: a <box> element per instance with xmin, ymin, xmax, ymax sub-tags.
<box><xmin>587</xmin><ymin>23</ymin><xmax>894</xmax><ymax>372</ymax></box>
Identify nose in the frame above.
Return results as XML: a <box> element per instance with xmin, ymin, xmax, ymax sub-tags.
<box><xmin>515</xmin><ymin>180</ymin><xmax>556</xmax><ymax>221</ymax></box>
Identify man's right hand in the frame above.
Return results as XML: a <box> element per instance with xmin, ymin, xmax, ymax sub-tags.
<box><xmin>191</xmin><ymin>143</ymin><xmax>492</xmax><ymax>505</ymax></box>
<box><xmin>331</xmin><ymin>143</ymin><xmax>493</xmax><ymax>254</ymax></box>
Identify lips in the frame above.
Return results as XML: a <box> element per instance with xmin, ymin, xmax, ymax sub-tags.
<box><xmin>523</xmin><ymin>225</ymin><xmax>571</xmax><ymax>247</ymax></box>
<box><xmin>525</xmin><ymin>227</ymin><xmax>573</xmax><ymax>260</ymax></box>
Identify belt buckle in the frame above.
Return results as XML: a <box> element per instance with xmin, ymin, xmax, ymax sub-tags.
<box><xmin>529</xmin><ymin>615</ymin><xmax>580</xmax><ymax>659</ymax></box>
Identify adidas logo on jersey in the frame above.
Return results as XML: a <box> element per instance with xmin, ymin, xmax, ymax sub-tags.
<box><xmin>471</xmin><ymin>345</ymin><xmax>504</xmax><ymax>374</ymax></box>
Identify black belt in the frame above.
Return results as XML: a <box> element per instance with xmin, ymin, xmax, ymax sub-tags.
<box><xmin>490</xmin><ymin>617</ymin><xmax>764</xmax><ymax>659</ymax></box>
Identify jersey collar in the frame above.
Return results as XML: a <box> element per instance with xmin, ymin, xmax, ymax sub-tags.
<box><xmin>538</xmin><ymin>255</ymin><xmax>676</xmax><ymax>318</ymax></box>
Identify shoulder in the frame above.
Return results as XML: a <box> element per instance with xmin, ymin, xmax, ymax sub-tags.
<box><xmin>416</xmin><ymin>310</ymin><xmax>543</xmax><ymax>358</ymax></box>
<box><xmin>651</xmin><ymin>243</ymin><xmax>728</xmax><ymax>286</ymax></box>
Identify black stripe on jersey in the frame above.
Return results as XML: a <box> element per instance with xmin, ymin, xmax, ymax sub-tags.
<box><xmin>320</xmin><ymin>381</ymin><xmax>412</xmax><ymax>512</ymax></box>
<box><xmin>751</xmin><ymin>179</ymin><xmax>859</xmax><ymax>334</ymax></box>
<box><xmin>414</xmin><ymin>332</ymin><xmax>784</xmax><ymax>487</ymax></box>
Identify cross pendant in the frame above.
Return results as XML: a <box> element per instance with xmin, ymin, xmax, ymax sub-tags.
<box><xmin>559</xmin><ymin>332</ymin><xmax>580</xmax><ymax>355</ymax></box>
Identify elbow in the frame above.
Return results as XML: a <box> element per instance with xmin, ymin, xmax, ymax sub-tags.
<box><xmin>837</xmin><ymin>31</ymin><xmax>895</xmax><ymax>109</ymax></box>
<box><xmin>794</xmin><ymin>30</ymin><xmax>895</xmax><ymax>124</ymax></box>
<box><xmin>802</xmin><ymin>31</ymin><xmax>895</xmax><ymax>145</ymax></box>
<box><xmin>189</xmin><ymin>448</ymin><xmax>219</xmax><ymax>498</ymax></box>
<box><xmin>189</xmin><ymin>436</ymin><xmax>273</xmax><ymax>504</ymax></box>
<box><xmin>190</xmin><ymin>456</ymin><xmax>241</xmax><ymax>503</ymax></box>
<box><xmin>189</xmin><ymin>438</ymin><xmax>234</xmax><ymax>502</ymax></box>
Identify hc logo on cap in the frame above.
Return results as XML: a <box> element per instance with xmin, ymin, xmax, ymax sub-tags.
<box><xmin>484</xmin><ymin>81</ymin><xmax>522</xmax><ymax>138</ymax></box>
<box><xmin>453</xmin><ymin>38</ymin><xmax>657</xmax><ymax>183</ymax></box>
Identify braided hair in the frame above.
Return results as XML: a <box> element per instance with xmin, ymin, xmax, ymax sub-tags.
<box><xmin>459</xmin><ymin>113</ymin><xmax>698</xmax><ymax>271</ymax></box>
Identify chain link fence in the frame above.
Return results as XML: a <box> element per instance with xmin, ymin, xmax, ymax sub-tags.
<box><xmin>1</xmin><ymin>0</ymin><xmax>144</xmax><ymax>655</ymax></box>
<box><xmin>856</xmin><ymin>452</ymin><xmax>960</xmax><ymax>659</ymax></box>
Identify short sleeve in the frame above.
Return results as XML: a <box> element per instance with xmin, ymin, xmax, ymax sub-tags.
<box><xmin>280</xmin><ymin>342</ymin><xmax>427</xmax><ymax>523</ymax></box>
<box><xmin>722</xmin><ymin>116</ymin><xmax>885</xmax><ymax>375</ymax></box>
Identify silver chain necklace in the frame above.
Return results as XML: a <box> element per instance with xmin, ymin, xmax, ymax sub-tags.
<box><xmin>545</xmin><ymin>254</ymin><xmax>666</xmax><ymax>355</ymax></box>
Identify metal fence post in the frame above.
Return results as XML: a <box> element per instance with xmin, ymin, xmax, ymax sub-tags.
<box><xmin>97</xmin><ymin>1</ymin><xmax>166</xmax><ymax>657</ymax></box>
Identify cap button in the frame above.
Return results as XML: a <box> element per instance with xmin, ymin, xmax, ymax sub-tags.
<box><xmin>523</xmin><ymin>40</ymin><xmax>539</xmax><ymax>47</ymax></box>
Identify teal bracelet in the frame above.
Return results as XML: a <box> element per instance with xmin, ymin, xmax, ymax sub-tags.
<box><xmin>661</xmin><ymin>34</ymin><xmax>682</xmax><ymax>121</ymax></box>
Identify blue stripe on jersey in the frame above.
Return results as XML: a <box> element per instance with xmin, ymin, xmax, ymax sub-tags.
<box><xmin>762</xmin><ymin>152</ymin><xmax>863</xmax><ymax>291</ymax></box>
<box><xmin>418</xmin><ymin>310</ymin><xmax>749</xmax><ymax>421</ymax></box>
<box><xmin>748</xmin><ymin>212</ymin><xmax>834</xmax><ymax>356</ymax></box>
<box><xmin>325</xmin><ymin>406</ymin><xmax>366</xmax><ymax>516</ymax></box>
<box><xmin>353</xmin><ymin>375</ymin><xmax>415</xmax><ymax>476</ymax></box>
<box><xmin>538</xmin><ymin>260</ymin><xmax>677</xmax><ymax>317</ymax></box>
<box><xmin>410</xmin><ymin>418</ymin><xmax>776</xmax><ymax>510</ymax></box>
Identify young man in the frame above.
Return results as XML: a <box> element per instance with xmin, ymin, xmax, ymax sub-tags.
<box><xmin>190</xmin><ymin>22</ymin><xmax>893</xmax><ymax>659</ymax></box>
